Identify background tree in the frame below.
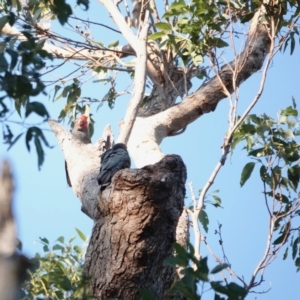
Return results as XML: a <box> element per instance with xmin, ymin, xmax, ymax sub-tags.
<box><xmin>0</xmin><ymin>0</ymin><xmax>300</xmax><ymax>299</ymax></box>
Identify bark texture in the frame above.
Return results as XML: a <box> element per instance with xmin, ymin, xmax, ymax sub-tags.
<box><xmin>0</xmin><ymin>161</ymin><xmax>29</xmax><ymax>300</ymax></box>
<box><xmin>84</xmin><ymin>155</ymin><xmax>187</xmax><ymax>299</ymax></box>
<box><xmin>47</xmin><ymin>5</ymin><xmax>271</xmax><ymax>299</ymax></box>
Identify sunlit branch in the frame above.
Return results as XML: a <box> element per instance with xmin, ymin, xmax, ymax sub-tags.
<box><xmin>117</xmin><ymin>12</ymin><xmax>149</xmax><ymax>144</ymax></box>
<box><xmin>188</xmin><ymin>183</ymin><xmax>202</xmax><ymax>264</ymax></box>
<box><xmin>98</xmin><ymin>0</ymin><xmax>138</xmax><ymax>53</ymax></box>
<box><xmin>150</xmin><ymin>0</ymin><xmax>160</xmax><ymax>23</ymax></box>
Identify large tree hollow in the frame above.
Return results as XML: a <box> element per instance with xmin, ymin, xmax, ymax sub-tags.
<box><xmin>84</xmin><ymin>155</ymin><xmax>187</xmax><ymax>299</ymax></box>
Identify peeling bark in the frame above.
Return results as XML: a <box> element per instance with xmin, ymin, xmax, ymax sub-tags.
<box><xmin>84</xmin><ymin>155</ymin><xmax>187</xmax><ymax>299</ymax></box>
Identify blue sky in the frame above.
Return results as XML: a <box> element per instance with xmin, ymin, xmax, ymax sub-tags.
<box><xmin>0</xmin><ymin>1</ymin><xmax>300</xmax><ymax>299</ymax></box>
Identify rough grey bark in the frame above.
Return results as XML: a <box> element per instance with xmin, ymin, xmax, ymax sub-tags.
<box><xmin>84</xmin><ymin>155</ymin><xmax>187</xmax><ymax>299</ymax></box>
<box><xmin>0</xmin><ymin>161</ymin><xmax>29</xmax><ymax>300</ymax></box>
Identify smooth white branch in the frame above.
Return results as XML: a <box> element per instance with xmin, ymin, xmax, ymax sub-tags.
<box><xmin>98</xmin><ymin>0</ymin><xmax>138</xmax><ymax>53</ymax></box>
<box><xmin>128</xmin><ymin>11</ymin><xmax>271</xmax><ymax>167</ymax></box>
<box><xmin>117</xmin><ymin>15</ymin><xmax>149</xmax><ymax>144</ymax></box>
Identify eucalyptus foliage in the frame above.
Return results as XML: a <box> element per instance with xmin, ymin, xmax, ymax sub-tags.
<box><xmin>233</xmin><ymin>103</ymin><xmax>300</xmax><ymax>272</ymax></box>
<box><xmin>21</xmin><ymin>229</ymin><xmax>90</xmax><ymax>300</ymax></box>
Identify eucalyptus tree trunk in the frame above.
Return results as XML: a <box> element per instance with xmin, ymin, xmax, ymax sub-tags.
<box><xmin>84</xmin><ymin>155</ymin><xmax>187</xmax><ymax>299</ymax></box>
<box><xmin>48</xmin><ymin>5</ymin><xmax>270</xmax><ymax>299</ymax></box>
<box><xmin>48</xmin><ymin>121</ymin><xmax>189</xmax><ymax>299</ymax></box>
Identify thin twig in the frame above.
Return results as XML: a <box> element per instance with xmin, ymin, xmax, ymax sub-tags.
<box><xmin>69</xmin><ymin>16</ymin><xmax>122</xmax><ymax>33</ymax></box>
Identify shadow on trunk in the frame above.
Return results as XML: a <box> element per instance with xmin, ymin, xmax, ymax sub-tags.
<box><xmin>84</xmin><ymin>155</ymin><xmax>187</xmax><ymax>299</ymax></box>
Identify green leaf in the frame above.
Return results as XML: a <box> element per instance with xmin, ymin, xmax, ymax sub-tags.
<box><xmin>169</xmin><ymin>0</ymin><xmax>186</xmax><ymax>9</ymax></box>
<box><xmin>273</xmin><ymin>221</ymin><xmax>291</xmax><ymax>245</ymax></box>
<box><xmin>240</xmin><ymin>162</ymin><xmax>255</xmax><ymax>187</ymax></box>
<box><xmin>67</xmin><ymin>87</ymin><xmax>80</xmax><ymax>103</ymax></box>
<box><xmin>292</xmin><ymin>237</ymin><xmax>299</xmax><ymax>259</ymax></box>
<box><xmin>292</xmin><ymin>96</ymin><xmax>297</xmax><ymax>109</ymax></box>
<box><xmin>280</xmin><ymin>129</ymin><xmax>294</xmax><ymax>139</ymax></box>
<box><xmin>62</xmin><ymin>85</ymin><xmax>73</xmax><ymax>97</ymax></box>
<box><xmin>0</xmin><ymin>16</ymin><xmax>8</xmax><ymax>33</ymax></box>
<box><xmin>53</xmin><ymin>85</ymin><xmax>62</xmax><ymax>101</ymax></box>
<box><xmin>260</xmin><ymin>165</ymin><xmax>268</xmax><ymax>182</ymax></box>
<box><xmin>211</xmin><ymin>281</ymin><xmax>248</xmax><ymax>298</ymax></box>
<box><xmin>191</xmin><ymin>53</ymin><xmax>203</xmax><ymax>66</ymax></box>
<box><xmin>287</xmin><ymin>165</ymin><xmax>300</xmax><ymax>191</ymax></box>
<box><xmin>75</xmin><ymin>228</ymin><xmax>87</xmax><ymax>242</ymax></box>
<box><xmin>162</xmin><ymin>10</ymin><xmax>181</xmax><ymax>18</ymax></box>
<box><xmin>155</xmin><ymin>22</ymin><xmax>171</xmax><ymax>31</ymax></box>
<box><xmin>52</xmin><ymin>244</ymin><xmax>63</xmax><ymax>251</ymax></box>
<box><xmin>34</xmin><ymin>135</ymin><xmax>44</xmax><ymax>170</ymax></box>
<box><xmin>148</xmin><ymin>32</ymin><xmax>166</xmax><ymax>40</ymax></box>
<box><xmin>209</xmin><ymin>38</ymin><xmax>228</xmax><ymax>48</ymax></box>
<box><xmin>281</xmin><ymin>106</ymin><xmax>298</xmax><ymax>117</ymax></box>
<box><xmin>139</xmin><ymin>288</ymin><xmax>157</xmax><ymax>300</ymax></box>
<box><xmin>241</xmin><ymin>123</ymin><xmax>256</xmax><ymax>134</ymax></box>
<box><xmin>173</xmin><ymin>242</ymin><xmax>188</xmax><ymax>257</ymax></box>
<box><xmin>40</xmin><ymin>237</ymin><xmax>49</xmax><ymax>244</ymax></box>
<box><xmin>52</xmin><ymin>0</ymin><xmax>72</xmax><ymax>25</ymax></box>
<box><xmin>214</xmin><ymin>294</ymin><xmax>226</xmax><ymax>300</ymax></box>
<box><xmin>57</xmin><ymin>236</ymin><xmax>65</xmax><ymax>244</ymax></box>
<box><xmin>38</xmin><ymin>130</ymin><xmax>52</xmax><ymax>149</ymax></box>
<box><xmin>77</xmin><ymin>0</ymin><xmax>89</xmax><ymax>10</ymax></box>
<box><xmin>283</xmin><ymin>247</ymin><xmax>288</xmax><ymax>260</ymax></box>
<box><xmin>248</xmin><ymin>147</ymin><xmax>274</xmax><ymax>157</ymax></box>
<box><xmin>88</xmin><ymin>121</ymin><xmax>94</xmax><ymax>138</ymax></box>
<box><xmin>0</xmin><ymin>53</ymin><xmax>8</xmax><ymax>72</ymax></box>
<box><xmin>57</xmin><ymin>277</ymin><xmax>72</xmax><ymax>291</ymax></box>
<box><xmin>108</xmin><ymin>40</ymin><xmax>119</xmax><ymax>48</ymax></box>
<box><xmin>177</xmin><ymin>17</ymin><xmax>189</xmax><ymax>25</ymax></box>
<box><xmin>295</xmin><ymin>257</ymin><xmax>300</xmax><ymax>270</ymax></box>
<box><xmin>194</xmin><ymin>257</ymin><xmax>209</xmax><ymax>282</ymax></box>
<box><xmin>25</xmin><ymin>128</ymin><xmax>33</xmax><ymax>151</ymax></box>
<box><xmin>170</xmin><ymin>272</ymin><xmax>199</xmax><ymax>300</ymax></box>
<box><xmin>15</xmin><ymin>98</ymin><xmax>22</xmax><ymax>117</ymax></box>
<box><xmin>290</xmin><ymin>32</ymin><xmax>295</xmax><ymax>55</ymax></box>
<box><xmin>274</xmin><ymin>193</ymin><xmax>289</xmax><ymax>203</ymax></box>
<box><xmin>164</xmin><ymin>256</ymin><xmax>186</xmax><ymax>267</ymax></box>
<box><xmin>25</xmin><ymin>101</ymin><xmax>50</xmax><ymax>119</ymax></box>
<box><xmin>212</xmin><ymin>195</ymin><xmax>222</xmax><ymax>207</ymax></box>
<box><xmin>164</xmin><ymin>243</ymin><xmax>189</xmax><ymax>267</ymax></box>
<box><xmin>199</xmin><ymin>209</ymin><xmax>209</xmax><ymax>233</ymax></box>
<box><xmin>210</xmin><ymin>263</ymin><xmax>229</xmax><ymax>274</ymax></box>
<box><xmin>43</xmin><ymin>245</ymin><xmax>49</xmax><ymax>252</ymax></box>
